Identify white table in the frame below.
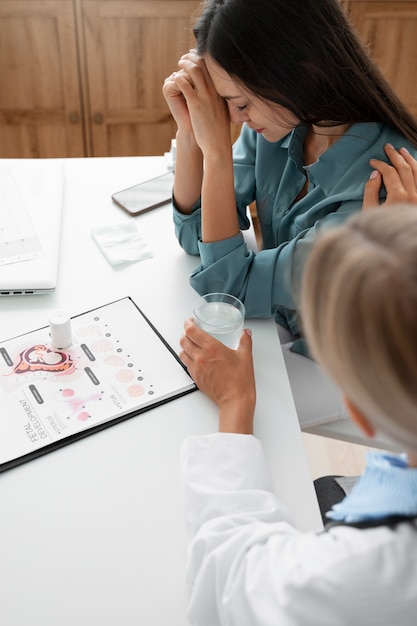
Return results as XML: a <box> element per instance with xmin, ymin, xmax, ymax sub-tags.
<box><xmin>0</xmin><ymin>157</ymin><xmax>322</xmax><ymax>626</ymax></box>
<box><xmin>305</xmin><ymin>418</ymin><xmax>402</xmax><ymax>452</ymax></box>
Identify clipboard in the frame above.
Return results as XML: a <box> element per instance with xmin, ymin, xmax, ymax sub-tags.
<box><xmin>0</xmin><ymin>297</ymin><xmax>196</xmax><ymax>472</ymax></box>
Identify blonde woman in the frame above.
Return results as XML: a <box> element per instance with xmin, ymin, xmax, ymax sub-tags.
<box><xmin>179</xmin><ymin>206</ymin><xmax>417</xmax><ymax>625</ymax></box>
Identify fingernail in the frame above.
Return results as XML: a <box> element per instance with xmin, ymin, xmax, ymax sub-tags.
<box><xmin>400</xmin><ymin>146</ymin><xmax>410</xmax><ymax>155</ymax></box>
<box><xmin>245</xmin><ymin>328</ymin><xmax>252</xmax><ymax>337</ymax></box>
<box><xmin>369</xmin><ymin>170</ymin><xmax>379</xmax><ymax>179</ymax></box>
<box><xmin>385</xmin><ymin>143</ymin><xmax>395</xmax><ymax>149</ymax></box>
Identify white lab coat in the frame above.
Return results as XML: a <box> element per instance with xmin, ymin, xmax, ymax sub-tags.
<box><xmin>181</xmin><ymin>433</ymin><xmax>417</xmax><ymax>626</ymax></box>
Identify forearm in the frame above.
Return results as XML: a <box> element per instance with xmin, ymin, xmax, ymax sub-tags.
<box><xmin>201</xmin><ymin>149</ymin><xmax>240</xmax><ymax>242</ymax></box>
<box><xmin>173</xmin><ymin>129</ymin><xmax>204</xmax><ymax>214</ymax></box>
<box><xmin>218</xmin><ymin>393</ymin><xmax>255</xmax><ymax>435</ymax></box>
<box><xmin>170</xmin><ymin>52</ymin><xmax>239</xmax><ymax>235</ymax></box>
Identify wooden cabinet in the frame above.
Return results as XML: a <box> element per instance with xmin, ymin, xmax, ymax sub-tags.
<box><xmin>344</xmin><ymin>0</ymin><xmax>417</xmax><ymax>118</ymax></box>
<box><xmin>0</xmin><ymin>0</ymin><xmax>85</xmax><ymax>157</ymax></box>
<box><xmin>0</xmin><ymin>0</ymin><xmax>199</xmax><ymax>158</ymax></box>
<box><xmin>81</xmin><ymin>0</ymin><xmax>199</xmax><ymax>156</ymax></box>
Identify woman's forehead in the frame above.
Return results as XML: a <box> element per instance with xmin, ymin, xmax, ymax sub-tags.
<box><xmin>204</xmin><ymin>55</ymin><xmax>247</xmax><ymax>99</ymax></box>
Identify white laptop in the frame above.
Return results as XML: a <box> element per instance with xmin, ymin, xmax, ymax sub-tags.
<box><xmin>0</xmin><ymin>159</ymin><xmax>64</xmax><ymax>296</ymax></box>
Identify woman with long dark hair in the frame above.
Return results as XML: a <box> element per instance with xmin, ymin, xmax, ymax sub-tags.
<box><xmin>163</xmin><ymin>0</ymin><xmax>417</xmax><ymax>428</ymax></box>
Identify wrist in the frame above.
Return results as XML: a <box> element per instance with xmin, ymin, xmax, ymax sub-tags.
<box><xmin>176</xmin><ymin>128</ymin><xmax>200</xmax><ymax>152</ymax></box>
<box><xmin>202</xmin><ymin>143</ymin><xmax>233</xmax><ymax>166</ymax></box>
<box><xmin>218</xmin><ymin>396</ymin><xmax>255</xmax><ymax>435</ymax></box>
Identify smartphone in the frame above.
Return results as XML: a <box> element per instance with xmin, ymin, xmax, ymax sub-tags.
<box><xmin>111</xmin><ymin>172</ymin><xmax>174</xmax><ymax>216</ymax></box>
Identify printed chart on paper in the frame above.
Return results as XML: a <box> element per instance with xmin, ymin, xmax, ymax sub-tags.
<box><xmin>0</xmin><ymin>297</ymin><xmax>195</xmax><ymax>469</ymax></box>
<box><xmin>0</xmin><ymin>168</ymin><xmax>43</xmax><ymax>266</ymax></box>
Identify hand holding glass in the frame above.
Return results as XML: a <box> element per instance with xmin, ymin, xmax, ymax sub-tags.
<box><xmin>193</xmin><ymin>293</ymin><xmax>245</xmax><ymax>349</ymax></box>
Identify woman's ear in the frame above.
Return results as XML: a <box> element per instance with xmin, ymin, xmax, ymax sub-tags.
<box><xmin>343</xmin><ymin>396</ymin><xmax>375</xmax><ymax>438</ymax></box>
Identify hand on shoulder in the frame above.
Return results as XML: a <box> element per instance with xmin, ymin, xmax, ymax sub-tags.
<box><xmin>363</xmin><ymin>143</ymin><xmax>417</xmax><ymax>210</ymax></box>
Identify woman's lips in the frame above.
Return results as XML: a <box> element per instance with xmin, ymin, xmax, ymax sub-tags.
<box><xmin>247</xmin><ymin>124</ymin><xmax>265</xmax><ymax>134</ymax></box>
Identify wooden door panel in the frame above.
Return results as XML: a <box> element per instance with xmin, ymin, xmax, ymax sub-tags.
<box><xmin>348</xmin><ymin>1</ymin><xmax>417</xmax><ymax>117</ymax></box>
<box><xmin>0</xmin><ymin>0</ymin><xmax>85</xmax><ymax>157</ymax></box>
<box><xmin>82</xmin><ymin>0</ymin><xmax>200</xmax><ymax>156</ymax></box>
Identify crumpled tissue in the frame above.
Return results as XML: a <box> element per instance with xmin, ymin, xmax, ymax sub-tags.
<box><xmin>91</xmin><ymin>222</ymin><xmax>153</xmax><ymax>267</ymax></box>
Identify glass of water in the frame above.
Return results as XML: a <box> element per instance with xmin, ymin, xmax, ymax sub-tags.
<box><xmin>193</xmin><ymin>293</ymin><xmax>245</xmax><ymax>350</ymax></box>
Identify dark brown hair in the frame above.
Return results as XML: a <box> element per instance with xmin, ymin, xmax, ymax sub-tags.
<box><xmin>194</xmin><ymin>0</ymin><xmax>417</xmax><ymax>146</ymax></box>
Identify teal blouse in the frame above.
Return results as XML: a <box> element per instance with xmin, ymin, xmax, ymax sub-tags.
<box><xmin>173</xmin><ymin>122</ymin><xmax>417</xmax><ymax>355</ymax></box>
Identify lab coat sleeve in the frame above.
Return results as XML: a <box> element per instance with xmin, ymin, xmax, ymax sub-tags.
<box><xmin>181</xmin><ymin>433</ymin><xmax>335</xmax><ymax>626</ymax></box>
<box><xmin>181</xmin><ymin>432</ymin><xmax>296</xmax><ymax>626</ymax></box>
<box><xmin>181</xmin><ymin>433</ymin><xmax>414</xmax><ymax>626</ymax></box>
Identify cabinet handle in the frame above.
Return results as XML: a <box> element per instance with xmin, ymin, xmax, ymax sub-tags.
<box><xmin>68</xmin><ymin>112</ymin><xmax>80</xmax><ymax>124</ymax></box>
<box><xmin>93</xmin><ymin>113</ymin><xmax>104</xmax><ymax>125</ymax></box>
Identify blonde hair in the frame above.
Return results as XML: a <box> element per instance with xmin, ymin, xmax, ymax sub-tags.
<box><xmin>301</xmin><ymin>206</ymin><xmax>417</xmax><ymax>452</ymax></box>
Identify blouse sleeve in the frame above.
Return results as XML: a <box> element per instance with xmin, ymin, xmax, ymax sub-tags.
<box><xmin>190</xmin><ymin>199</ymin><xmax>362</xmax><ymax>317</ymax></box>
<box><xmin>172</xmin><ymin>126</ymin><xmax>257</xmax><ymax>256</ymax></box>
